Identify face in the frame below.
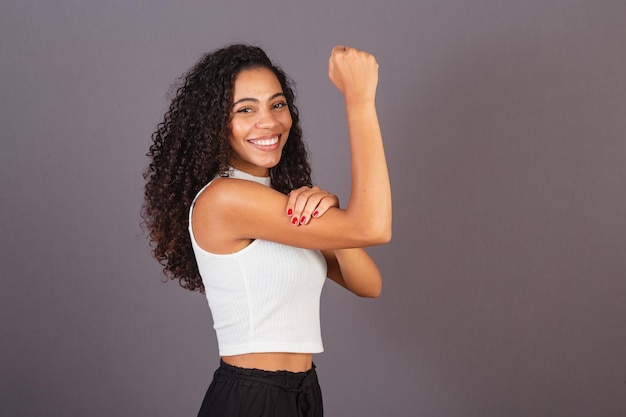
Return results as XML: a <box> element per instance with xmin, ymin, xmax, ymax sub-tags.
<box><xmin>228</xmin><ymin>67</ymin><xmax>293</xmax><ymax>176</ymax></box>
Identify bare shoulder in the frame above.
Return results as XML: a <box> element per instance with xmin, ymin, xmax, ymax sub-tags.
<box><xmin>194</xmin><ymin>177</ymin><xmax>284</xmax><ymax>212</ymax></box>
<box><xmin>192</xmin><ymin>178</ymin><xmax>287</xmax><ymax>253</ymax></box>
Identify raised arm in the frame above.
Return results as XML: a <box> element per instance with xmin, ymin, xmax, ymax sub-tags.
<box><xmin>192</xmin><ymin>46</ymin><xmax>391</xmax><ymax>253</ymax></box>
<box><xmin>327</xmin><ymin>45</ymin><xmax>391</xmax><ymax>243</ymax></box>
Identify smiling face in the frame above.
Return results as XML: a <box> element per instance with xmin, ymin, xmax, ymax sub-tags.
<box><xmin>228</xmin><ymin>67</ymin><xmax>293</xmax><ymax>177</ymax></box>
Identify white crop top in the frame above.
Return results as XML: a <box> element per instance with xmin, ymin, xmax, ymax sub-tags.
<box><xmin>188</xmin><ymin>168</ymin><xmax>327</xmax><ymax>356</ymax></box>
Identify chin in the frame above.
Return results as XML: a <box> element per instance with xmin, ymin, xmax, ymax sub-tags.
<box><xmin>260</xmin><ymin>157</ymin><xmax>283</xmax><ymax>169</ymax></box>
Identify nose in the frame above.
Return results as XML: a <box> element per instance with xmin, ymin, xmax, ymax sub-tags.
<box><xmin>255</xmin><ymin>107</ymin><xmax>278</xmax><ymax>129</ymax></box>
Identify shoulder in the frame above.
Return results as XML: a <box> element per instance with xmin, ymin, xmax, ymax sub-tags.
<box><xmin>193</xmin><ymin>178</ymin><xmax>286</xmax><ymax>228</ymax></box>
<box><xmin>195</xmin><ymin>177</ymin><xmax>275</xmax><ymax>210</ymax></box>
<box><xmin>191</xmin><ymin>177</ymin><xmax>287</xmax><ymax>252</ymax></box>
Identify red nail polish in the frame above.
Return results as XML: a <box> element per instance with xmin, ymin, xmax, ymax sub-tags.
<box><xmin>291</xmin><ymin>217</ymin><xmax>298</xmax><ymax>225</ymax></box>
<box><xmin>287</xmin><ymin>208</ymin><xmax>293</xmax><ymax>216</ymax></box>
<box><xmin>300</xmin><ymin>216</ymin><xmax>306</xmax><ymax>224</ymax></box>
<box><xmin>313</xmin><ymin>211</ymin><xmax>319</xmax><ymax>218</ymax></box>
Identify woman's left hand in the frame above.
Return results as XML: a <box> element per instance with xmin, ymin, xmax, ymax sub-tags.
<box><xmin>286</xmin><ymin>186</ymin><xmax>339</xmax><ymax>226</ymax></box>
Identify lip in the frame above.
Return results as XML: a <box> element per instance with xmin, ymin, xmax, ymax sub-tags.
<box><xmin>246</xmin><ymin>134</ymin><xmax>282</xmax><ymax>150</ymax></box>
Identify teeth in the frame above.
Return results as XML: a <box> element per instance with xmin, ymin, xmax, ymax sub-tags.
<box><xmin>250</xmin><ymin>136</ymin><xmax>278</xmax><ymax>146</ymax></box>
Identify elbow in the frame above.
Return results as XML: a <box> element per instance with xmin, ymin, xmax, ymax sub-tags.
<box><xmin>369</xmin><ymin>214</ymin><xmax>392</xmax><ymax>245</ymax></box>
<box><xmin>378</xmin><ymin>226</ymin><xmax>392</xmax><ymax>245</ymax></box>
<box><xmin>360</xmin><ymin>222</ymin><xmax>392</xmax><ymax>246</ymax></box>
<box><xmin>345</xmin><ymin>210</ymin><xmax>392</xmax><ymax>246</ymax></box>
<box><xmin>359</xmin><ymin>284</ymin><xmax>382</xmax><ymax>298</ymax></box>
<box><xmin>352</xmin><ymin>278</ymin><xmax>382</xmax><ymax>298</ymax></box>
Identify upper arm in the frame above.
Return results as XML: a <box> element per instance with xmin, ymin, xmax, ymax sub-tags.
<box><xmin>192</xmin><ymin>178</ymin><xmax>389</xmax><ymax>252</ymax></box>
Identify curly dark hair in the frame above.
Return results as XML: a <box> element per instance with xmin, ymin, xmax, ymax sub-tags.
<box><xmin>142</xmin><ymin>44</ymin><xmax>312</xmax><ymax>292</ymax></box>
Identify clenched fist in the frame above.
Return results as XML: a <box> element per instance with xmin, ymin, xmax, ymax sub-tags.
<box><xmin>328</xmin><ymin>45</ymin><xmax>378</xmax><ymax>102</ymax></box>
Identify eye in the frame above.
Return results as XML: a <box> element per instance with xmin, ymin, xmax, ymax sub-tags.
<box><xmin>235</xmin><ymin>107</ymin><xmax>253</xmax><ymax>114</ymax></box>
<box><xmin>273</xmin><ymin>101</ymin><xmax>288</xmax><ymax>109</ymax></box>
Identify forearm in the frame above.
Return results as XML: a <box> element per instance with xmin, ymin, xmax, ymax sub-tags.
<box><xmin>323</xmin><ymin>248</ymin><xmax>382</xmax><ymax>298</ymax></box>
<box><xmin>345</xmin><ymin>100</ymin><xmax>392</xmax><ymax>241</ymax></box>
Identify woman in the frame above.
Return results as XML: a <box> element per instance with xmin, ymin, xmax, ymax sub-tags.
<box><xmin>143</xmin><ymin>44</ymin><xmax>391</xmax><ymax>416</ymax></box>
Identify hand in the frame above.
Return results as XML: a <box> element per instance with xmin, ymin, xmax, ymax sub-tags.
<box><xmin>328</xmin><ymin>45</ymin><xmax>378</xmax><ymax>102</ymax></box>
<box><xmin>286</xmin><ymin>186</ymin><xmax>340</xmax><ymax>226</ymax></box>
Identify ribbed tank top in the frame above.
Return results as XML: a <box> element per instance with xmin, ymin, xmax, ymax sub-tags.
<box><xmin>188</xmin><ymin>168</ymin><xmax>326</xmax><ymax>356</ymax></box>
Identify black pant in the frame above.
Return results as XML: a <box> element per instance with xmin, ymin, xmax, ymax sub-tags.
<box><xmin>198</xmin><ymin>360</ymin><xmax>323</xmax><ymax>417</ymax></box>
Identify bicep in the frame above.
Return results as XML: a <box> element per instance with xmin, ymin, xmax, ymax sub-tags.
<box><xmin>194</xmin><ymin>179</ymin><xmax>376</xmax><ymax>251</ymax></box>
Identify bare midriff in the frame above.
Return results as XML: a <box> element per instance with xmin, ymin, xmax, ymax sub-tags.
<box><xmin>222</xmin><ymin>352</ymin><xmax>313</xmax><ymax>372</ymax></box>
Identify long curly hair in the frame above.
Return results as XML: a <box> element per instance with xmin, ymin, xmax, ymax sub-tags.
<box><xmin>142</xmin><ymin>44</ymin><xmax>312</xmax><ymax>292</ymax></box>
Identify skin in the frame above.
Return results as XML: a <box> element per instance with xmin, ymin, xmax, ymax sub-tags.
<box><xmin>192</xmin><ymin>46</ymin><xmax>391</xmax><ymax>372</ymax></box>
<box><xmin>228</xmin><ymin>67</ymin><xmax>293</xmax><ymax>177</ymax></box>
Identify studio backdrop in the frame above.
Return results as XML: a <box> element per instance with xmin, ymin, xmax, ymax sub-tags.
<box><xmin>1</xmin><ymin>1</ymin><xmax>625</xmax><ymax>416</ymax></box>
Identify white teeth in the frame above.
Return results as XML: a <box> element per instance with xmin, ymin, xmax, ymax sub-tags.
<box><xmin>250</xmin><ymin>136</ymin><xmax>278</xmax><ymax>146</ymax></box>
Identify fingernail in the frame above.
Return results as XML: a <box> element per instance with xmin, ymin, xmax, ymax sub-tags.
<box><xmin>313</xmin><ymin>211</ymin><xmax>319</xmax><ymax>218</ymax></box>
<box><xmin>287</xmin><ymin>208</ymin><xmax>293</xmax><ymax>216</ymax></box>
<box><xmin>300</xmin><ymin>216</ymin><xmax>306</xmax><ymax>224</ymax></box>
<box><xmin>291</xmin><ymin>217</ymin><xmax>299</xmax><ymax>225</ymax></box>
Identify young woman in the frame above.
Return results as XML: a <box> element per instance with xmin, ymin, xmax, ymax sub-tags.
<box><xmin>143</xmin><ymin>44</ymin><xmax>391</xmax><ymax>416</ymax></box>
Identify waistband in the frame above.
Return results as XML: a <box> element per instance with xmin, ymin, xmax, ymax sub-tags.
<box><xmin>215</xmin><ymin>360</ymin><xmax>318</xmax><ymax>391</ymax></box>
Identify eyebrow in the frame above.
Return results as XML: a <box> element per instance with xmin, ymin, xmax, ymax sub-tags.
<box><xmin>232</xmin><ymin>92</ymin><xmax>286</xmax><ymax>107</ymax></box>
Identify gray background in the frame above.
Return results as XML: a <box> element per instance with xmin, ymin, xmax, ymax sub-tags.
<box><xmin>1</xmin><ymin>1</ymin><xmax>625</xmax><ymax>416</ymax></box>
